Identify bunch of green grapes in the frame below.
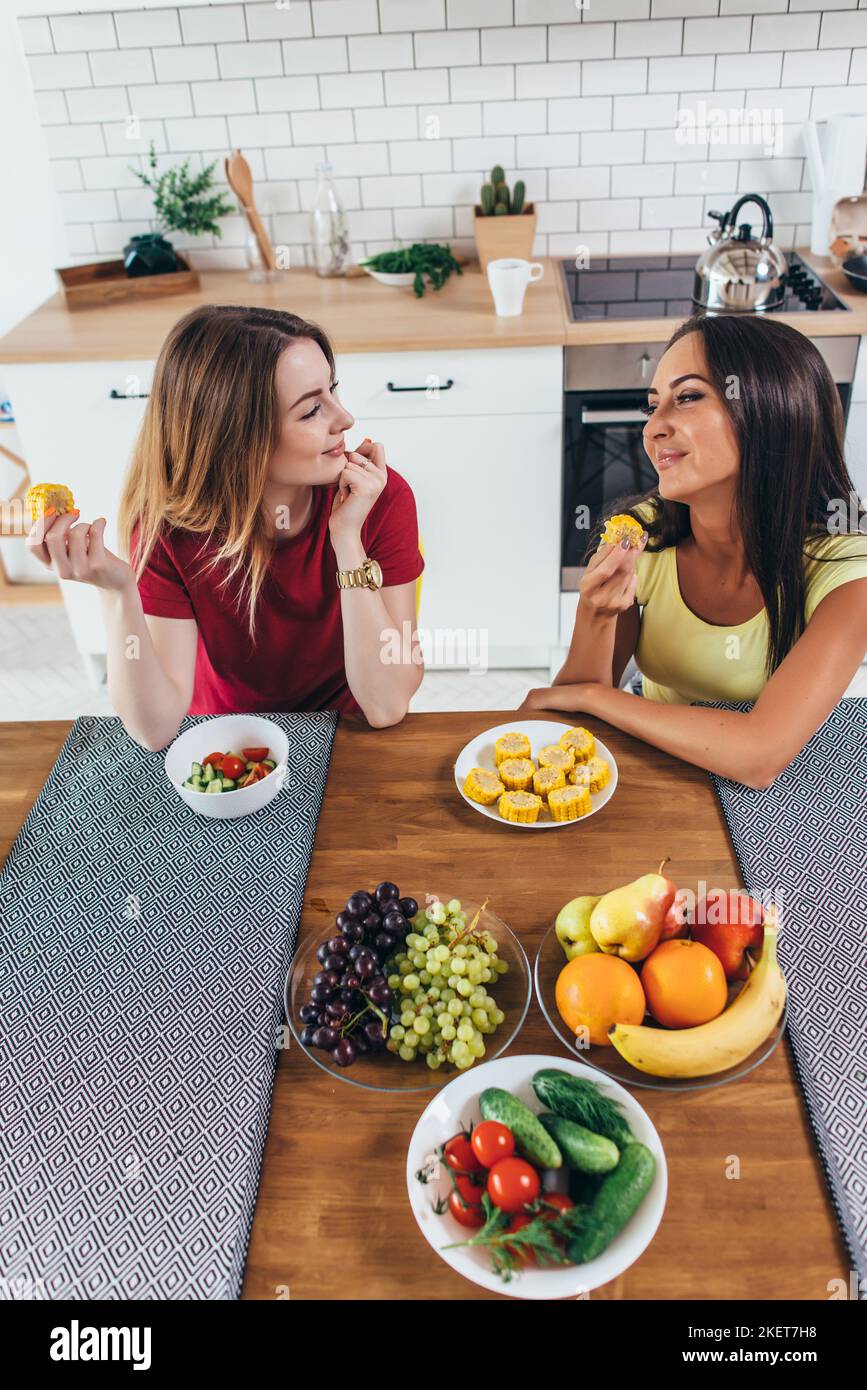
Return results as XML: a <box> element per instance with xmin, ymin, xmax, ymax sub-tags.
<box><xmin>384</xmin><ymin>897</ymin><xmax>509</xmax><ymax>1071</ymax></box>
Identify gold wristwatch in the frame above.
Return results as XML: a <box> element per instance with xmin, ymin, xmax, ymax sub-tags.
<box><xmin>336</xmin><ymin>557</ymin><xmax>383</xmax><ymax>592</ymax></box>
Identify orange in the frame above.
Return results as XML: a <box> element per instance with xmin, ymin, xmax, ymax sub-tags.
<box><xmin>555</xmin><ymin>953</ymin><xmax>646</xmax><ymax>1047</ymax></box>
<box><xmin>640</xmin><ymin>938</ymin><xmax>727</xmax><ymax>1029</ymax></box>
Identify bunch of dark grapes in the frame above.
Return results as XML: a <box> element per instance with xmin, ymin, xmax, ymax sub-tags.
<box><xmin>298</xmin><ymin>882</ymin><xmax>419</xmax><ymax>1068</ymax></box>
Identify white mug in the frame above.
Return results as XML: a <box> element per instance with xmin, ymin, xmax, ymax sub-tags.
<box><xmin>486</xmin><ymin>257</ymin><xmax>545</xmax><ymax>317</ymax></box>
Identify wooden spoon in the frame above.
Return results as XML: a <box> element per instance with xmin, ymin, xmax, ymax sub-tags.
<box><xmin>225</xmin><ymin>149</ymin><xmax>278</xmax><ymax>272</ymax></box>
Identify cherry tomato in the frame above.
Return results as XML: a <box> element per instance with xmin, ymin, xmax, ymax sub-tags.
<box><xmin>448</xmin><ymin>1189</ymin><xmax>485</xmax><ymax>1229</ymax></box>
<box><xmin>220</xmin><ymin>754</ymin><xmax>246</xmax><ymax>781</ymax></box>
<box><xmin>242</xmin><ymin>747</ymin><xmax>269</xmax><ymax>762</ymax></box>
<box><xmin>486</xmin><ymin>1157</ymin><xmax>541</xmax><ymax>1214</ymax></box>
<box><xmin>471</xmin><ymin>1120</ymin><xmax>515</xmax><ymax>1169</ymax></box>
<box><xmin>453</xmin><ymin>1173</ymin><xmax>484</xmax><ymax>1207</ymax></box>
<box><xmin>503</xmin><ymin>1213</ymin><xmax>537</xmax><ymax>1265</ymax></box>
<box><xmin>443</xmin><ymin>1134</ymin><xmax>484</xmax><ymax>1176</ymax></box>
<box><xmin>202</xmin><ymin>752</ymin><xmax>224</xmax><ymax>769</ymax></box>
<box><xmin>539</xmin><ymin>1192</ymin><xmax>575</xmax><ymax>1218</ymax></box>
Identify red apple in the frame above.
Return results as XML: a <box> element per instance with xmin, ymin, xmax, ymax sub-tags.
<box><xmin>660</xmin><ymin>887</ymin><xmax>690</xmax><ymax>940</ymax></box>
<box><xmin>692</xmin><ymin>891</ymin><xmax>764</xmax><ymax>980</ymax></box>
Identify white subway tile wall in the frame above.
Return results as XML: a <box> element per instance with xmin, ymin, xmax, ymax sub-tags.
<box><xmin>20</xmin><ymin>1</ymin><xmax>867</xmax><ymax>270</ymax></box>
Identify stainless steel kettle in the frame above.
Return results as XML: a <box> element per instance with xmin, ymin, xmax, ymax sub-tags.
<box><xmin>693</xmin><ymin>194</ymin><xmax>788</xmax><ymax>312</ymax></box>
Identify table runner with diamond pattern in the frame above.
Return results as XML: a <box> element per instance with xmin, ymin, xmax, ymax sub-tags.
<box><xmin>0</xmin><ymin>711</ymin><xmax>336</xmax><ymax>1300</ymax></box>
<box><xmin>705</xmin><ymin>697</ymin><xmax>867</xmax><ymax>1283</ymax></box>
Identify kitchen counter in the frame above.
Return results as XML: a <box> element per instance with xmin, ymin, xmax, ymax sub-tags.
<box><xmin>0</xmin><ymin>248</ymin><xmax>865</xmax><ymax>366</ymax></box>
<box><xmin>0</xmin><ymin>710</ymin><xmax>845</xmax><ymax>1300</ymax></box>
<box><xmin>0</xmin><ymin>257</ymin><xmax>568</xmax><ymax>363</ymax></box>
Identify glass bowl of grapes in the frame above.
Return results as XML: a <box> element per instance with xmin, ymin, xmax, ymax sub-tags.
<box><xmin>286</xmin><ymin>882</ymin><xmax>532</xmax><ymax>1092</ymax></box>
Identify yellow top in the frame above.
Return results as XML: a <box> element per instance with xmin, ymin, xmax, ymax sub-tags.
<box><xmin>630</xmin><ymin>500</ymin><xmax>867</xmax><ymax>703</ymax></box>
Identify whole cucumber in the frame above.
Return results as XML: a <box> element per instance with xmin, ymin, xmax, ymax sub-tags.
<box><xmin>538</xmin><ymin>1112</ymin><xmax>619</xmax><ymax>1174</ymax></box>
<box><xmin>566</xmin><ymin>1142</ymin><xmax>656</xmax><ymax>1264</ymax></box>
<box><xmin>478</xmin><ymin>1088</ymin><xmax>562</xmax><ymax>1169</ymax></box>
<box><xmin>532</xmin><ymin>1069</ymin><xmax>634</xmax><ymax>1148</ymax></box>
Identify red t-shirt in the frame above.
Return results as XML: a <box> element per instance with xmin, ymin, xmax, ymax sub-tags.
<box><xmin>131</xmin><ymin>468</ymin><xmax>424</xmax><ymax>719</ymax></box>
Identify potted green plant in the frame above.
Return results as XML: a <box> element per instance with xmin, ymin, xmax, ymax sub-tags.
<box><xmin>125</xmin><ymin>141</ymin><xmax>235</xmax><ymax>277</ymax></box>
<box><xmin>473</xmin><ymin>164</ymin><xmax>537</xmax><ymax>272</ymax></box>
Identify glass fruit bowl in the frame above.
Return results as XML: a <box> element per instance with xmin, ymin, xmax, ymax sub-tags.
<box><xmin>286</xmin><ymin>889</ymin><xmax>531</xmax><ymax>1093</ymax></box>
<box><xmin>534</xmin><ymin>921</ymin><xmax>786</xmax><ymax>1093</ymax></box>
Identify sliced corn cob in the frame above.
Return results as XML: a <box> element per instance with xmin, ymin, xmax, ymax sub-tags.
<box><xmin>25</xmin><ymin>483</ymin><xmax>75</xmax><ymax>521</ymax></box>
<box><xmin>559</xmin><ymin>726</ymin><xmax>595</xmax><ymax>763</ymax></box>
<box><xmin>498</xmin><ymin>790</ymin><xmax>543</xmax><ymax>824</ymax></box>
<box><xmin>548</xmin><ymin>784</ymin><xmax>592</xmax><ymax>822</ymax></box>
<box><xmin>538</xmin><ymin>743</ymin><xmax>575</xmax><ymax>774</ymax></box>
<box><xmin>463</xmin><ymin>767</ymin><xmax>505</xmax><ymax>806</ymax></box>
<box><xmin>498</xmin><ymin>757</ymin><xmax>536</xmax><ymax>792</ymax></box>
<box><xmin>533</xmin><ymin>765</ymin><xmax>566</xmax><ymax>801</ymax></box>
<box><xmin>600</xmin><ymin>513</ymin><xmax>643</xmax><ymax>548</ymax></box>
<box><xmin>569</xmin><ymin>762</ymin><xmax>592</xmax><ymax>790</ymax></box>
<box><xmin>494</xmin><ymin>731</ymin><xmax>531</xmax><ymax>766</ymax></box>
<box><xmin>585</xmin><ymin>756</ymin><xmax>611</xmax><ymax>793</ymax></box>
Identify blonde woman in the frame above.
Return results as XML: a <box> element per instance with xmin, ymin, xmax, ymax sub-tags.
<box><xmin>26</xmin><ymin>305</ymin><xmax>425</xmax><ymax>747</ymax></box>
<box><xmin>522</xmin><ymin>313</ymin><xmax>867</xmax><ymax>789</ymax></box>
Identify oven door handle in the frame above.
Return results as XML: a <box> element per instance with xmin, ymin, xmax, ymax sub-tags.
<box><xmin>580</xmin><ymin>408</ymin><xmax>648</xmax><ymax>425</ymax></box>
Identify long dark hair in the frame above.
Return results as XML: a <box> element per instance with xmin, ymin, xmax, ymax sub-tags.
<box><xmin>589</xmin><ymin>312</ymin><xmax>866</xmax><ymax>676</ymax></box>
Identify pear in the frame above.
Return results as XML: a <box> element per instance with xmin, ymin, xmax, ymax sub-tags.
<box><xmin>589</xmin><ymin>859</ymin><xmax>678</xmax><ymax>962</ymax></box>
<box><xmin>554</xmin><ymin>895</ymin><xmax>601</xmax><ymax>961</ymax></box>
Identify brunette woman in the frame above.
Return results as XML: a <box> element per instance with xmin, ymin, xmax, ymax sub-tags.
<box><xmin>522</xmin><ymin>313</ymin><xmax>867</xmax><ymax>788</ymax></box>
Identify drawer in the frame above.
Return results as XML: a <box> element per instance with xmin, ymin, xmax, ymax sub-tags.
<box><xmin>336</xmin><ymin>345</ymin><xmax>562</xmax><ymax>418</ymax></box>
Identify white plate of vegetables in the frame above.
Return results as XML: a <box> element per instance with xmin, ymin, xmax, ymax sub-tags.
<box><xmin>164</xmin><ymin>715</ymin><xmax>289</xmax><ymax>820</ymax></box>
<box><xmin>406</xmin><ymin>1053</ymin><xmax>667</xmax><ymax>1298</ymax></box>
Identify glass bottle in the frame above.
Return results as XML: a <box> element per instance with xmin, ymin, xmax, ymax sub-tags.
<box><xmin>310</xmin><ymin>162</ymin><xmax>350</xmax><ymax>277</ymax></box>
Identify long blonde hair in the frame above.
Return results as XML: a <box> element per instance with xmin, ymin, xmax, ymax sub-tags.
<box><xmin>118</xmin><ymin>303</ymin><xmax>335</xmax><ymax>642</ymax></box>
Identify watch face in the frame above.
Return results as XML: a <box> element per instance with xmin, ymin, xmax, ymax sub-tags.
<box><xmin>366</xmin><ymin>559</ymin><xmax>383</xmax><ymax>589</ymax></box>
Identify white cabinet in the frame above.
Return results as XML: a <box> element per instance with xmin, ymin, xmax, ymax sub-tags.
<box><xmin>4</xmin><ymin>346</ymin><xmax>563</xmax><ymax>677</ymax></box>
<box><xmin>3</xmin><ymin>361</ymin><xmax>153</xmax><ymax>680</ymax></box>
<box><xmin>358</xmin><ymin>411</ymin><xmax>561</xmax><ymax>667</ymax></box>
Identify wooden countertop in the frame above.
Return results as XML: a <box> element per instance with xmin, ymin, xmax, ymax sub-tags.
<box><xmin>0</xmin><ymin>257</ymin><xmax>568</xmax><ymax>364</ymax></box>
<box><xmin>0</xmin><ymin>711</ymin><xmax>846</xmax><ymax>1300</ymax></box>
<box><xmin>1</xmin><ymin>247</ymin><xmax>864</xmax><ymax>367</ymax></box>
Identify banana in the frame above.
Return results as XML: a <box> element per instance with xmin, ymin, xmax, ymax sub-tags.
<box><xmin>609</xmin><ymin>917</ymin><xmax>786</xmax><ymax>1078</ymax></box>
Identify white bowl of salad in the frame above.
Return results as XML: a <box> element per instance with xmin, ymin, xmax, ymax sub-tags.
<box><xmin>164</xmin><ymin>715</ymin><xmax>289</xmax><ymax>820</ymax></box>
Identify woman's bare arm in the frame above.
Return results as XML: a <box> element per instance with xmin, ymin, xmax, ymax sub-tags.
<box><xmin>522</xmin><ymin>580</ymin><xmax>867</xmax><ymax>790</ymax></box>
<box><xmin>553</xmin><ymin>536</ymin><xmax>646</xmax><ymax>687</ymax></box>
<box><xmin>100</xmin><ymin>590</ymin><xmax>197</xmax><ymax>751</ymax></box>
<box><xmin>332</xmin><ymin>535</ymin><xmax>423</xmax><ymax>726</ymax></box>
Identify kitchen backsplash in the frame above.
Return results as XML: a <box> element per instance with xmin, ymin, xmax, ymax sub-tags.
<box><xmin>18</xmin><ymin>0</ymin><xmax>867</xmax><ymax>270</ymax></box>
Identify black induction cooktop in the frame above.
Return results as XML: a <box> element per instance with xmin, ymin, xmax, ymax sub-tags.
<box><xmin>560</xmin><ymin>252</ymin><xmax>850</xmax><ymax>321</ymax></box>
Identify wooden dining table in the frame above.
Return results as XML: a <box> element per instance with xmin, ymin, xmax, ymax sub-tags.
<box><xmin>1</xmin><ymin>712</ymin><xmax>848</xmax><ymax>1301</ymax></box>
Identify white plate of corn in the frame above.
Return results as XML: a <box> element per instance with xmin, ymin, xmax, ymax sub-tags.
<box><xmin>454</xmin><ymin>719</ymin><xmax>618</xmax><ymax>829</ymax></box>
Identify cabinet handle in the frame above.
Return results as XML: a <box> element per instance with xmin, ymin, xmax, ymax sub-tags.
<box><xmin>580</xmin><ymin>408</ymin><xmax>647</xmax><ymax>425</ymax></box>
<box><xmin>109</xmin><ymin>388</ymin><xmax>150</xmax><ymax>399</ymax></box>
<box><xmin>386</xmin><ymin>378</ymin><xmax>454</xmax><ymax>392</ymax></box>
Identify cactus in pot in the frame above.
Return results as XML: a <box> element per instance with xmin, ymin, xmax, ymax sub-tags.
<box><xmin>474</xmin><ymin>162</ymin><xmax>536</xmax><ymax>272</ymax></box>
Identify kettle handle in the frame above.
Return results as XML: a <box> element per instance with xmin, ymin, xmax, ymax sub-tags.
<box><xmin>727</xmin><ymin>193</ymin><xmax>774</xmax><ymax>242</ymax></box>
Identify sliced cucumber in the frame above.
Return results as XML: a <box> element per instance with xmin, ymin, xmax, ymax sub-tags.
<box><xmin>206</xmin><ymin>779</ymin><xmax>222</xmax><ymax>794</ymax></box>
<box><xmin>203</xmin><ymin>763</ymin><xmax>215</xmax><ymax>783</ymax></box>
<box><xmin>262</xmin><ymin>759</ymin><xmax>276</xmax><ymax>769</ymax></box>
<box><xmin>191</xmin><ymin>762</ymin><xmax>203</xmax><ymax>777</ymax></box>
<box><xmin>221</xmin><ymin>777</ymin><xmax>236</xmax><ymax>790</ymax></box>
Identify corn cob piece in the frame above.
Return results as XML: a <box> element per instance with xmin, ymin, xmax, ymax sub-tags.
<box><xmin>548</xmin><ymin>784</ymin><xmax>592</xmax><ymax>822</ymax></box>
<box><xmin>538</xmin><ymin>744</ymin><xmax>575</xmax><ymax>774</ymax></box>
<box><xmin>498</xmin><ymin>790</ymin><xmax>542</xmax><ymax>824</ymax></box>
<box><xmin>25</xmin><ymin>483</ymin><xmax>75</xmax><ymax>521</ymax></box>
<box><xmin>569</xmin><ymin>763</ymin><xmax>592</xmax><ymax>790</ymax></box>
<box><xmin>463</xmin><ymin>767</ymin><xmax>505</xmax><ymax>806</ymax></box>
<box><xmin>559</xmin><ymin>726</ymin><xmax>595</xmax><ymax>763</ymax></box>
<box><xmin>533</xmin><ymin>765</ymin><xmax>566</xmax><ymax>801</ymax></box>
<box><xmin>600</xmin><ymin>513</ymin><xmax>644</xmax><ymax>549</ymax></box>
<box><xmin>585</xmin><ymin>756</ymin><xmax>611</xmax><ymax>793</ymax></box>
<box><xmin>494</xmin><ymin>732</ymin><xmax>531</xmax><ymax>766</ymax></box>
<box><xmin>498</xmin><ymin>757</ymin><xmax>536</xmax><ymax>792</ymax></box>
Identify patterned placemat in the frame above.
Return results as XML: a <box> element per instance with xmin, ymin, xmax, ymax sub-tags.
<box><xmin>0</xmin><ymin>711</ymin><xmax>337</xmax><ymax>1300</ymax></box>
<box><xmin>704</xmin><ymin>698</ymin><xmax>867</xmax><ymax>1284</ymax></box>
